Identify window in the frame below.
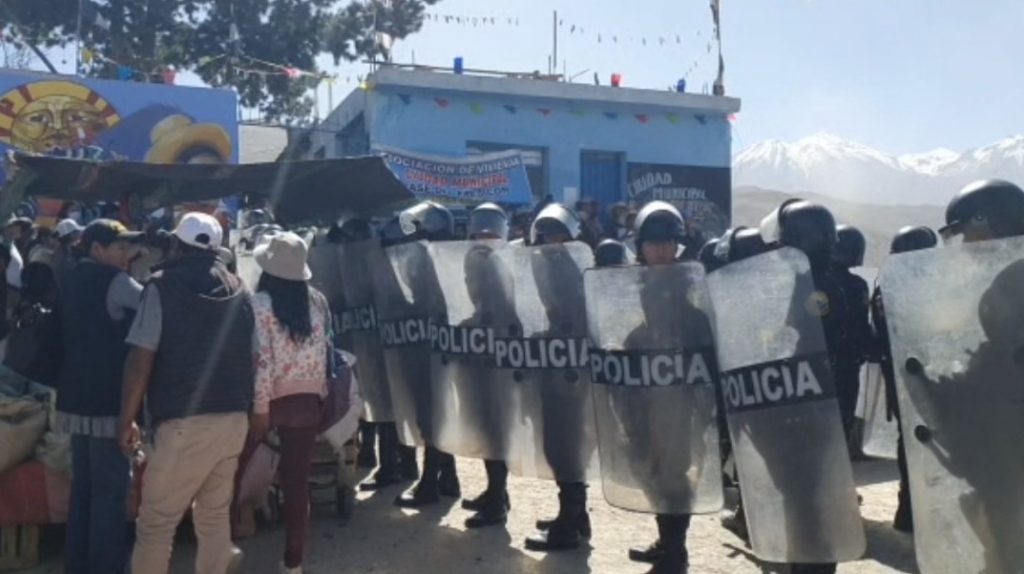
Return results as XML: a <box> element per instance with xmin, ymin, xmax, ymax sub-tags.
<box><xmin>467</xmin><ymin>141</ymin><xmax>548</xmax><ymax>201</ymax></box>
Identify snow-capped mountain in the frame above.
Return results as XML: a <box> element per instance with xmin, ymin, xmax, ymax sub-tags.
<box><xmin>734</xmin><ymin>133</ymin><xmax>1024</xmax><ymax>205</ymax></box>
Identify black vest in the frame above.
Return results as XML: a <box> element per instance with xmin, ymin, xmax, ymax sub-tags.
<box><xmin>147</xmin><ymin>254</ymin><xmax>255</xmax><ymax>425</ymax></box>
<box><xmin>56</xmin><ymin>261</ymin><xmax>133</xmax><ymax>416</ymax></box>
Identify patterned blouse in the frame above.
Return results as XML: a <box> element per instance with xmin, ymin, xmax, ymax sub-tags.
<box><xmin>252</xmin><ymin>289</ymin><xmax>329</xmax><ymax>414</ymax></box>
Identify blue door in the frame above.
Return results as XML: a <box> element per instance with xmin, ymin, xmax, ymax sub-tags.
<box><xmin>580</xmin><ymin>151</ymin><xmax>624</xmax><ymax>225</ymax></box>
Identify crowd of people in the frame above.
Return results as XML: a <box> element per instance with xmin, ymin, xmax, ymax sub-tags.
<box><xmin>0</xmin><ymin>177</ymin><xmax>1020</xmax><ymax>574</ymax></box>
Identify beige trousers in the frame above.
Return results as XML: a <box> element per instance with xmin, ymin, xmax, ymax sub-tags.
<box><xmin>131</xmin><ymin>412</ymin><xmax>248</xmax><ymax>574</ymax></box>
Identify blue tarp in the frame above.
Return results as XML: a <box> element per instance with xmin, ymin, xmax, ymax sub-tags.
<box><xmin>376</xmin><ymin>145</ymin><xmax>533</xmax><ymax>205</ymax></box>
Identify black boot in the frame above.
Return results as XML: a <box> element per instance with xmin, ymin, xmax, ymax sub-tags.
<box><xmin>361</xmin><ymin>424</ymin><xmax>402</xmax><ymax>491</ymax></box>
<box><xmin>357</xmin><ymin>422</ymin><xmax>378</xmax><ymax>469</ymax></box>
<box><xmin>535</xmin><ymin>512</ymin><xmax>591</xmax><ymax>539</ymax></box>
<box><xmin>629</xmin><ymin>540</ymin><xmax>665</xmax><ymax>564</ymax></box>
<box><xmin>398</xmin><ymin>444</ymin><xmax>419</xmax><ymax>480</ymax></box>
<box><xmin>641</xmin><ymin>514</ymin><xmax>689</xmax><ymax>572</ymax></box>
<box><xmin>438</xmin><ymin>450</ymin><xmax>461</xmax><ymax>498</ymax></box>
<box><xmin>893</xmin><ymin>493</ymin><xmax>913</xmax><ymax>533</ymax></box>
<box><xmin>465</xmin><ymin>491</ymin><xmax>509</xmax><ymax>529</ymax></box>
<box><xmin>464</xmin><ymin>460</ymin><xmax>509</xmax><ymax>512</ymax></box>
<box><xmin>525</xmin><ymin>482</ymin><xmax>587</xmax><ymax>552</ymax></box>
<box><xmin>394</xmin><ymin>448</ymin><xmax>439</xmax><ymax>508</ymax></box>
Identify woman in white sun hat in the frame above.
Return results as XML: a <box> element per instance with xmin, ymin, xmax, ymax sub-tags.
<box><xmin>239</xmin><ymin>231</ymin><xmax>331</xmax><ymax>574</ymax></box>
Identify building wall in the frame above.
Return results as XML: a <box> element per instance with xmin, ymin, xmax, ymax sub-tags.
<box><xmin>365</xmin><ymin>87</ymin><xmax>733</xmax><ymax>204</ymax></box>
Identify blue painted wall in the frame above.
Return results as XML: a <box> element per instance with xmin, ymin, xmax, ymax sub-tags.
<box><xmin>364</xmin><ymin>87</ymin><xmax>732</xmax><ymax>204</ymax></box>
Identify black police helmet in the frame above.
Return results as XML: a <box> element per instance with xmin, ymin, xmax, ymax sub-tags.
<box><xmin>698</xmin><ymin>238</ymin><xmax>723</xmax><ymax>273</ymax></box>
<box><xmin>940</xmin><ymin>179</ymin><xmax>1024</xmax><ymax>240</ymax></box>
<box><xmin>889</xmin><ymin>226</ymin><xmax>938</xmax><ymax>254</ymax></box>
<box><xmin>379</xmin><ymin>216</ymin><xmax>408</xmax><ymax>247</ymax></box>
<box><xmin>763</xmin><ymin>200</ymin><xmax>837</xmax><ymax>265</ymax></box>
<box><xmin>595</xmin><ymin>239</ymin><xmax>631</xmax><ymax>267</ymax></box>
<box><xmin>834</xmin><ymin>224</ymin><xmax>866</xmax><ymax>268</ymax></box>
<box><xmin>715</xmin><ymin>226</ymin><xmax>768</xmax><ymax>264</ymax></box>
<box><xmin>399</xmin><ymin>201</ymin><xmax>455</xmax><ymax>241</ymax></box>
<box><xmin>467</xmin><ymin>202</ymin><xmax>509</xmax><ymax>240</ymax></box>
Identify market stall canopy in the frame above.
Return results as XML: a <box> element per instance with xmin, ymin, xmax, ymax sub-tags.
<box><xmin>2</xmin><ymin>154</ymin><xmax>415</xmax><ymax>224</ymax></box>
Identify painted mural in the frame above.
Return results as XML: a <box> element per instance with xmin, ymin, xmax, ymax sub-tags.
<box><xmin>0</xmin><ymin>71</ymin><xmax>238</xmax><ymax>225</ymax></box>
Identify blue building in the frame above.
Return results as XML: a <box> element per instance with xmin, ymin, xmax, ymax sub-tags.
<box><xmin>310</xmin><ymin>66</ymin><xmax>741</xmax><ymax>236</ymax></box>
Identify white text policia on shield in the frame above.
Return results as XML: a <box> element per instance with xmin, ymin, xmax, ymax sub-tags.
<box><xmin>722</xmin><ymin>358</ymin><xmax>826</xmax><ymax>411</ymax></box>
<box><xmin>590</xmin><ymin>350</ymin><xmax>715</xmax><ymax>387</ymax></box>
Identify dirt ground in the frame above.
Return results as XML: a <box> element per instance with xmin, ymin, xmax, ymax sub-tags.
<box><xmin>22</xmin><ymin>456</ymin><xmax>917</xmax><ymax>574</ymax></box>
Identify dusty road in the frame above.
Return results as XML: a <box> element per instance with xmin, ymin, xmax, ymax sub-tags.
<box><xmin>24</xmin><ymin>457</ymin><xmax>916</xmax><ymax>574</ymax></box>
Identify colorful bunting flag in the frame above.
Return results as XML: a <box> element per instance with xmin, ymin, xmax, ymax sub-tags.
<box><xmin>398</xmin><ymin>94</ymin><xmax>412</xmax><ymax>105</ymax></box>
<box><xmin>503</xmin><ymin>105</ymin><xmax>518</xmax><ymax>114</ymax></box>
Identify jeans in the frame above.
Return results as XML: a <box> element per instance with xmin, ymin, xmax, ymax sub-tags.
<box><xmin>66</xmin><ymin>434</ymin><xmax>131</xmax><ymax>574</ymax></box>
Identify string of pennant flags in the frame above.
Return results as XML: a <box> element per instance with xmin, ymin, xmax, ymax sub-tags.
<box><xmin>423</xmin><ymin>10</ymin><xmax>719</xmax><ymax>81</ymax></box>
<box><xmin>423</xmin><ymin>10</ymin><xmax>716</xmax><ymax>54</ymax></box>
<box><xmin>79</xmin><ymin>47</ymin><xmax>364</xmax><ymax>86</ymax></box>
<box><xmin>398</xmin><ymin>92</ymin><xmax>737</xmax><ymax>125</ymax></box>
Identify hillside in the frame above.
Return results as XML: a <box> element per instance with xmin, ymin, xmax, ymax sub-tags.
<box><xmin>734</xmin><ymin>133</ymin><xmax>1024</xmax><ymax>206</ymax></box>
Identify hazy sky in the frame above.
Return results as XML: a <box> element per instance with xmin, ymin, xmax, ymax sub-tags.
<box><xmin>34</xmin><ymin>0</ymin><xmax>1024</xmax><ymax>154</ymax></box>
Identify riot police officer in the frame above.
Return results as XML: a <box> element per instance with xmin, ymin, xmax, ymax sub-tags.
<box><xmin>831</xmin><ymin>224</ymin><xmax>872</xmax><ymax>449</ymax></box>
<box><xmin>523</xmin><ymin>202</ymin><xmax>595</xmax><ymax>552</ymax></box>
<box><xmin>870</xmin><ymin>225</ymin><xmax>938</xmax><ymax>532</ymax></box>
<box><xmin>626</xmin><ymin>201</ymin><xmax>697</xmax><ymax>574</ymax></box>
<box><xmin>709</xmin><ymin>225</ymin><xmax>770</xmax><ymax>541</ymax></box>
<box><xmin>328</xmin><ymin>214</ymin><xmax>411</xmax><ymax>490</ymax></box>
<box><xmin>373</xmin><ymin>216</ymin><xmax>422</xmax><ymax>483</ymax></box>
<box><xmin>939</xmin><ymin>179</ymin><xmax>1024</xmax><ymax>243</ymax></box>
<box><xmin>391</xmin><ymin>201</ymin><xmax>462</xmax><ymax>508</ymax></box>
<box><xmin>763</xmin><ymin>200</ymin><xmax>854</xmax><ymax>574</ymax></box>
<box><xmin>459</xmin><ymin>202</ymin><xmax>515</xmax><ymax>529</ymax></box>
<box><xmin>594</xmin><ymin>238</ymin><xmax>632</xmax><ymax>267</ymax></box>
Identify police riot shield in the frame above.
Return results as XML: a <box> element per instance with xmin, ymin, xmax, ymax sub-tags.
<box><xmin>858</xmin><ymin>363</ymin><xmax>898</xmax><ymax>460</ymax></box>
<box><xmin>706</xmin><ymin>248</ymin><xmax>865</xmax><ymax>563</ymax></box>
<box><xmin>427</xmin><ymin>240</ymin><xmax>519</xmax><ymax>460</ymax></box>
<box><xmin>338</xmin><ymin>239</ymin><xmax>393</xmax><ymax>423</ymax></box>
<box><xmin>584</xmin><ymin>263</ymin><xmax>722</xmax><ymax>515</ymax></box>
<box><xmin>880</xmin><ymin>237</ymin><xmax>1024</xmax><ymax>574</ymax></box>
<box><xmin>306</xmin><ymin>231</ymin><xmax>346</xmax><ymax>312</ymax></box>
<box><xmin>501</xmin><ymin>242</ymin><xmax>599</xmax><ymax>482</ymax></box>
<box><xmin>371</xmin><ymin>240</ymin><xmax>446</xmax><ymax>446</ymax></box>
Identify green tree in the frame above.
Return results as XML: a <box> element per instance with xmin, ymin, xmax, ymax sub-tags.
<box><xmin>323</xmin><ymin>0</ymin><xmax>441</xmax><ymax>65</ymax></box>
<box><xmin>1</xmin><ymin>0</ymin><xmax>441</xmax><ymax>120</ymax></box>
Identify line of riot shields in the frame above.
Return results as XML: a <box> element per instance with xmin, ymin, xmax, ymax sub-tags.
<box><xmin>247</xmin><ymin>225</ymin><xmax>1022</xmax><ymax>574</ymax></box>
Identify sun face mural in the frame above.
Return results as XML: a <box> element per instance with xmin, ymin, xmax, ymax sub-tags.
<box><xmin>0</xmin><ymin>73</ymin><xmax>238</xmax><ymax>226</ymax></box>
<box><xmin>0</xmin><ymin>80</ymin><xmax>120</xmax><ymax>154</ymax></box>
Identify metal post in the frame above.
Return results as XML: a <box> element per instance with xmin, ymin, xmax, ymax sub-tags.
<box><xmin>552</xmin><ymin>10</ymin><xmax>558</xmax><ymax>76</ymax></box>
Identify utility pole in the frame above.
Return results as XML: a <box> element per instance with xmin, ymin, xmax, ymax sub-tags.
<box><xmin>552</xmin><ymin>10</ymin><xmax>558</xmax><ymax>77</ymax></box>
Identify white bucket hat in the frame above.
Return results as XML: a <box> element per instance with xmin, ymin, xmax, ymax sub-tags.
<box><xmin>254</xmin><ymin>231</ymin><xmax>312</xmax><ymax>281</ymax></box>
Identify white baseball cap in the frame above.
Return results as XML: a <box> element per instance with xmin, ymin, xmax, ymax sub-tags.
<box><xmin>173</xmin><ymin>212</ymin><xmax>223</xmax><ymax>250</ymax></box>
<box><xmin>55</xmin><ymin>218</ymin><xmax>84</xmax><ymax>239</ymax></box>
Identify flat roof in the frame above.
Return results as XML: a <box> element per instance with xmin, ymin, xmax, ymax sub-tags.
<box><xmin>368</xmin><ymin>67</ymin><xmax>741</xmax><ymax>115</ymax></box>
